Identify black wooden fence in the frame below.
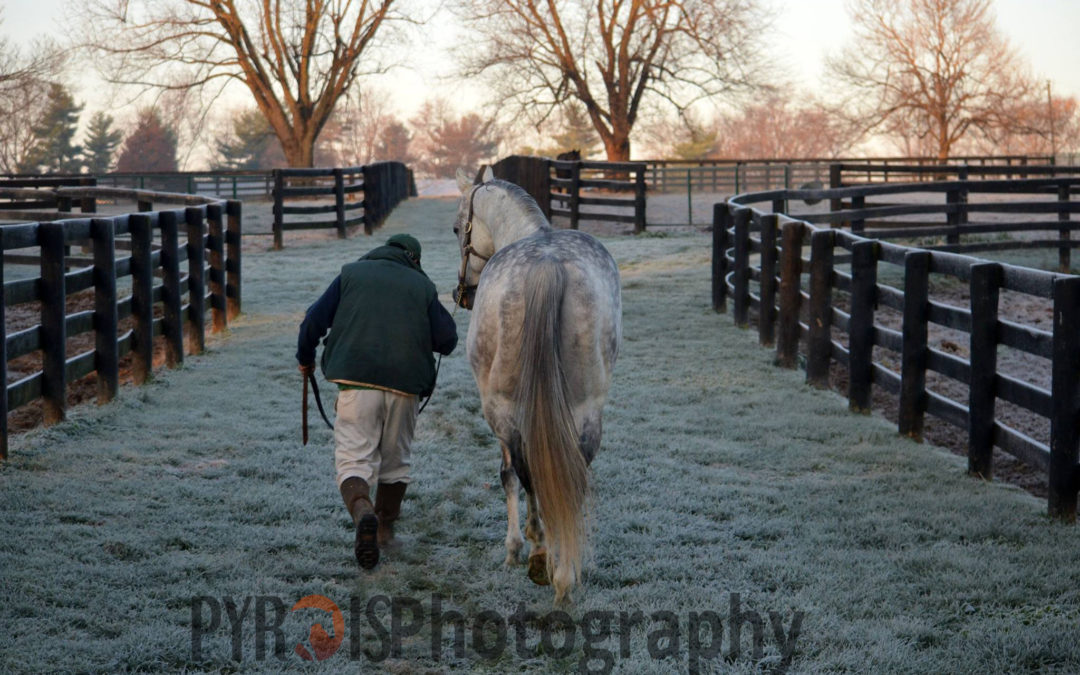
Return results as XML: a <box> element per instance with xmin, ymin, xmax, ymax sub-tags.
<box><xmin>0</xmin><ymin>187</ymin><xmax>242</xmax><ymax>458</ymax></box>
<box><xmin>829</xmin><ymin>161</ymin><xmax>1074</xmax><ymax>188</ymax></box>
<box><xmin>491</xmin><ymin>155</ymin><xmax>648</xmax><ymax>232</ymax></box>
<box><xmin>643</xmin><ymin>155</ymin><xmax>1053</xmax><ymax>194</ymax></box>
<box><xmin>271</xmin><ymin>162</ymin><xmax>414</xmax><ymax>249</ymax></box>
<box><xmin>713</xmin><ymin>176</ymin><xmax>1080</xmax><ymax>521</ymax></box>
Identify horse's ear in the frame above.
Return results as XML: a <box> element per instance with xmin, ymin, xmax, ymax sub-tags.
<box><xmin>456</xmin><ymin>168</ymin><xmax>472</xmax><ymax>193</ymax></box>
<box><xmin>481</xmin><ymin>165</ymin><xmax>495</xmax><ymax>183</ymax></box>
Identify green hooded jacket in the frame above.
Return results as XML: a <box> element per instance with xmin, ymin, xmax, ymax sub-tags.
<box><xmin>319</xmin><ymin>246</ymin><xmax>446</xmax><ymax>396</ymax></box>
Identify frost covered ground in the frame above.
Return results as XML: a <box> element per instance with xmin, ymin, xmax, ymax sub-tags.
<box><xmin>2</xmin><ymin>197</ymin><xmax>1080</xmax><ymax>673</ymax></box>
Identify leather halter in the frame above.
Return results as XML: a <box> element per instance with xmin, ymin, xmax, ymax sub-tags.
<box><xmin>455</xmin><ymin>185</ymin><xmax>491</xmax><ymax>307</ymax></box>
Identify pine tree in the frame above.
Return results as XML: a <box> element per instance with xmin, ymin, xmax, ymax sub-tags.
<box><xmin>377</xmin><ymin>120</ymin><xmax>413</xmax><ymax>164</ymax></box>
<box><xmin>115</xmin><ymin>109</ymin><xmax>178</xmax><ymax>172</ymax></box>
<box><xmin>550</xmin><ymin>105</ymin><xmax>600</xmax><ymax>158</ymax></box>
<box><xmin>82</xmin><ymin>112</ymin><xmax>122</xmax><ymax>174</ymax></box>
<box><xmin>214</xmin><ymin>109</ymin><xmax>284</xmax><ymax>170</ymax></box>
<box><xmin>18</xmin><ymin>83</ymin><xmax>82</xmax><ymax>173</ymax></box>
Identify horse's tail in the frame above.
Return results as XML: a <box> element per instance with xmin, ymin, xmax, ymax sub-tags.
<box><xmin>515</xmin><ymin>259</ymin><xmax>588</xmax><ymax>595</ymax></box>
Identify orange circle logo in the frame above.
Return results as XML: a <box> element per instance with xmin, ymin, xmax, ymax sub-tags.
<box><xmin>290</xmin><ymin>595</ymin><xmax>344</xmax><ymax>661</ymax></box>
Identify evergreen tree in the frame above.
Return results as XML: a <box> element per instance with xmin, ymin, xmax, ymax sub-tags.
<box><xmin>550</xmin><ymin>105</ymin><xmax>600</xmax><ymax>157</ymax></box>
<box><xmin>214</xmin><ymin>109</ymin><xmax>284</xmax><ymax>169</ymax></box>
<box><xmin>115</xmin><ymin>109</ymin><xmax>178</xmax><ymax>172</ymax></box>
<box><xmin>18</xmin><ymin>82</ymin><xmax>82</xmax><ymax>173</ymax></box>
<box><xmin>82</xmin><ymin>112</ymin><xmax>122</xmax><ymax>174</ymax></box>
<box><xmin>377</xmin><ymin>120</ymin><xmax>413</xmax><ymax>164</ymax></box>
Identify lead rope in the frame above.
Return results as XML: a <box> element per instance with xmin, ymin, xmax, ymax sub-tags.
<box><xmin>418</xmin><ymin>298</ymin><xmax>461</xmax><ymax>416</ymax></box>
<box><xmin>421</xmin><ymin>186</ymin><xmax>488</xmax><ymax>416</ymax></box>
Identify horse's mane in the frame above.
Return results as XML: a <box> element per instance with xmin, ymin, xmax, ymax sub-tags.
<box><xmin>485</xmin><ymin>178</ymin><xmax>549</xmax><ymax>225</ymax></box>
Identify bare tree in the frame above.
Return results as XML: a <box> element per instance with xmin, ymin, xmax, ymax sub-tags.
<box><xmin>318</xmin><ymin>86</ymin><xmax>398</xmax><ymax>167</ymax></box>
<box><xmin>410</xmin><ymin>99</ymin><xmax>501</xmax><ymax>177</ymax></box>
<box><xmin>455</xmin><ymin>0</ymin><xmax>769</xmax><ymax>161</ymax></box>
<box><xmin>712</xmin><ymin>96</ymin><xmax>858</xmax><ymax>159</ymax></box>
<box><xmin>828</xmin><ymin>0</ymin><xmax>1035</xmax><ymax>160</ymax></box>
<box><xmin>78</xmin><ymin>0</ymin><xmax>401</xmax><ymax>167</ymax></box>
<box><xmin>0</xmin><ymin>14</ymin><xmax>67</xmax><ymax>173</ymax></box>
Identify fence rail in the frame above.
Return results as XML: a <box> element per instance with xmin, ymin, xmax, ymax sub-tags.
<box><xmin>491</xmin><ymin>155</ymin><xmax>648</xmax><ymax>232</ymax></box>
<box><xmin>830</xmin><ymin>162</ymin><xmax>1080</xmax><ymax>188</ymax></box>
<box><xmin>271</xmin><ymin>162</ymin><xmax>414</xmax><ymax>249</ymax></box>
<box><xmin>642</xmin><ymin>155</ymin><xmax>1057</xmax><ymax>195</ymax></box>
<box><xmin>0</xmin><ymin>188</ymin><xmax>242</xmax><ymax>457</ymax></box>
<box><xmin>94</xmin><ymin>172</ymin><xmax>273</xmax><ymax>200</ymax></box>
<box><xmin>713</xmin><ymin>175</ymin><xmax>1080</xmax><ymax>521</ymax></box>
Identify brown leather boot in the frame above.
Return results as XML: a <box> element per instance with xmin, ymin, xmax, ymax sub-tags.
<box><xmin>339</xmin><ymin>477</ymin><xmax>379</xmax><ymax>569</ymax></box>
<box><xmin>374</xmin><ymin>482</ymin><xmax>407</xmax><ymax>547</ymax></box>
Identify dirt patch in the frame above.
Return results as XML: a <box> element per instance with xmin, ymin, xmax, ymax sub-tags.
<box><xmin>7</xmin><ymin>285</ymin><xmax>181</xmax><ymax>436</ymax></box>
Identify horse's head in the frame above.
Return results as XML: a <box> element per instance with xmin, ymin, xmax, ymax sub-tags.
<box><xmin>452</xmin><ymin>166</ymin><xmax>497</xmax><ymax>309</ymax></box>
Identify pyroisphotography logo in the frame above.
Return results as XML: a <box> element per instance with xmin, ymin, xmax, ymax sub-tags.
<box><xmin>190</xmin><ymin>592</ymin><xmax>804</xmax><ymax>673</ymax></box>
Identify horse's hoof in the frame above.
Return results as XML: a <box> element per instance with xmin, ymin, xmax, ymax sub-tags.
<box><xmin>527</xmin><ymin>553</ymin><xmax>550</xmax><ymax>586</ymax></box>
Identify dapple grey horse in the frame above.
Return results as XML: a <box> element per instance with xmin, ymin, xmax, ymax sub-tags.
<box><xmin>453</xmin><ymin>167</ymin><xmax>621</xmax><ymax>603</ymax></box>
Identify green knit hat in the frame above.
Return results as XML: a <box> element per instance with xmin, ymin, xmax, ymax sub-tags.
<box><xmin>387</xmin><ymin>234</ymin><xmax>421</xmax><ymax>263</ymax></box>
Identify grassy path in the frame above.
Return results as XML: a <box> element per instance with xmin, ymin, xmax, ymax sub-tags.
<box><xmin>2</xmin><ymin>198</ymin><xmax>1079</xmax><ymax>673</ymax></box>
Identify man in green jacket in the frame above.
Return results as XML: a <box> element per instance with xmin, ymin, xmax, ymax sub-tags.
<box><xmin>297</xmin><ymin>234</ymin><xmax>458</xmax><ymax>569</ymax></box>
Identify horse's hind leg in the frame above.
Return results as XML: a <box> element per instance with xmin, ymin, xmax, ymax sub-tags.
<box><xmin>525</xmin><ymin>490</ymin><xmax>550</xmax><ymax>586</ymax></box>
<box><xmin>500</xmin><ymin>442</ymin><xmax>524</xmax><ymax>566</ymax></box>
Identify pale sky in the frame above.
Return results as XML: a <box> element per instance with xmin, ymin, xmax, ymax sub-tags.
<box><xmin>4</xmin><ymin>0</ymin><xmax>1080</xmax><ymax>161</ymax></box>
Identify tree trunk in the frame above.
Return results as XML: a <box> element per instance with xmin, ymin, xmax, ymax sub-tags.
<box><xmin>281</xmin><ymin>136</ymin><xmax>316</xmax><ymax>168</ymax></box>
<box><xmin>604</xmin><ymin>135</ymin><xmax>631</xmax><ymax>162</ymax></box>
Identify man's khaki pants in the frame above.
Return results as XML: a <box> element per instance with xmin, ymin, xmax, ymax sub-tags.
<box><xmin>334</xmin><ymin>388</ymin><xmax>418</xmax><ymax>488</ymax></box>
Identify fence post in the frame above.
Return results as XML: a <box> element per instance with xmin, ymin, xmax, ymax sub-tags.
<box><xmin>847</xmin><ymin>240</ymin><xmax>878</xmax><ymax>412</ymax></box>
<box><xmin>732</xmin><ymin>208</ymin><xmax>751</xmax><ymax>327</ymax></box>
<box><xmin>79</xmin><ymin>177</ymin><xmax>96</xmax><ymax>214</ymax></box>
<box><xmin>733</xmin><ymin>162</ymin><xmax>740</xmax><ymax>194</ymax></box>
<box><xmin>851</xmin><ymin>194</ymin><xmax>865</xmax><ymax>234</ymax></box>
<box><xmin>712</xmin><ymin>203</ymin><xmax>729</xmax><ymax>312</ymax></box>
<box><xmin>569</xmin><ymin>161</ymin><xmax>581</xmax><ymax>230</ymax></box>
<box><xmin>272</xmin><ymin>169</ymin><xmax>284</xmax><ymax>250</ymax></box>
<box><xmin>946</xmin><ymin>168</ymin><xmax>968</xmax><ymax>246</ymax></box>
<box><xmin>334</xmin><ymin>168</ymin><xmax>347</xmax><ymax>238</ymax></box>
<box><xmin>207</xmin><ymin>203</ymin><xmax>228</xmax><ymax>333</ymax></box>
<box><xmin>159</xmin><ymin>210</ymin><xmax>184</xmax><ymax>368</ymax></box>
<box><xmin>899</xmin><ymin>250</ymin><xmax>931</xmax><ymax>440</ymax></box>
<box><xmin>0</xmin><ymin>228</ymin><xmax>6</xmax><ymax>458</ymax></box>
<box><xmin>226</xmin><ymin>200</ymin><xmax>242</xmax><ymax>319</ymax></box>
<box><xmin>363</xmin><ymin>164</ymin><xmax>381</xmax><ymax>235</ymax></box>
<box><xmin>758</xmin><ymin>215</ymin><xmax>779</xmax><ymax>346</ymax></box>
<box><xmin>1049</xmin><ymin>276</ymin><xmax>1080</xmax><ymax>520</ymax></box>
<box><xmin>39</xmin><ymin>222</ymin><xmax>67</xmax><ymax>425</ymax></box>
<box><xmin>90</xmin><ymin>218</ymin><xmax>119</xmax><ymax>405</ymax></box>
<box><xmin>805</xmin><ymin>228</ymin><xmax>835</xmax><ymax>385</ymax></box>
<box><xmin>186</xmin><ymin>207</ymin><xmax>206</xmax><ymax>354</ymax></box>
<box><xmin>1059</xmin><ymin>184</ymin><xmax>1071</xmax><ymax>272</ymax></box>
<box><xmin>129</xmin><ymin>214</ymin><xmax>154</xmax><ymax>385</ymax></box>
<box><xmin>685</xmin><ymin>169</ymin><xmax>693</xmax><ymax>228</ymax></box>
<box><xmin>968</xmin><ymin>262</ymin><xmax>1001</xmax><ymax>479</ymax></box>
<box><xmin>634</xmin><ymin>166</ymin><xmax>646</xmax><ymax>233</ymax></box>
<box><xmin>829</xmin><ymin>164</ymin><xmax>842</xmax><ymax>214</ymax></box>
<box><xmin>775</xmin><ymin>221</ymin><xmax>805</xmax><ymax>369</ymax></box>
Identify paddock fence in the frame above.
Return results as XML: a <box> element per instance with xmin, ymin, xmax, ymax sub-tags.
<box><xmin>0</xmin><ymin>186</ymin><xmax>242</xmax><ymax>458</ymax></box>
<box><xmin>713</xmin><ymin>175</ymin><xmax>1080</xmax><ymax>521</ymax></box>
<box><xmin>270</xmin><ymin>162</ymin><xmax>414</xmax><ymax>249</ymax></box>
<box><xmin>92</xmin><ymin>171</ymin><xmax>271</xmax><ymax>200</ymax></box>
<box><xmin>644</xmin><ymin>155</ymin><xmax>1054</xmax><ymax>195</ymax></box>
<box><xmin>491</xmin><ymin>155</ymin><xmax>648</xmax><ymax>232</ymax></box>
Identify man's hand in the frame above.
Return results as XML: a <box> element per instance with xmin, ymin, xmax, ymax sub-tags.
<box><xmin>298</xmin><ymin>363</ymin><xmax>315</xmax><ymax>376</ymax></box>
